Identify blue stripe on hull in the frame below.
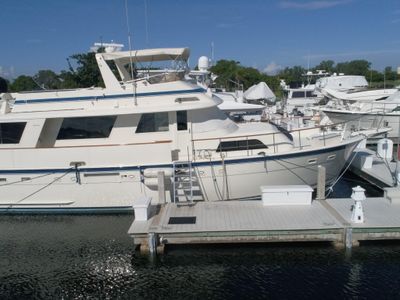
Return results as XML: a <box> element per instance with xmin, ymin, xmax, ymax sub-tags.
<box><xmin>14</xmin><ymin>88</ymin><xmax>206</xmax><ymax>104</ymax></box>
<box><xmin>0</xmin><ymin>143</ymin><xmax>348</xmax><ymax>175</ymax></box>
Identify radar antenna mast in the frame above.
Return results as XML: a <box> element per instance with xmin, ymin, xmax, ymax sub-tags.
<box><xmin>124</xmin><ymin>0</ymin><xmax>137</xmax><ymax>105</ymax></box>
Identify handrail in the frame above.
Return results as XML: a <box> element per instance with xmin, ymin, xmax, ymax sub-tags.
<box><xmin>191</xmin><ymin>121</ymin><xmax>348</xmax><ymax>160</ymax></box>
<box><xmin>191</xmin><ymin>121</ymin><xmax>347</xmax><ymax>142</ymax></box>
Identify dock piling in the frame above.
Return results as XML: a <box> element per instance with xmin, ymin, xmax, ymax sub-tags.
<box><xmin>148</xmin><ymin>232</ymin><xmax>158</xmax><ymax>256</ymax></box>
<box><xmin>317</xmin><ymin>165</ymin><xmax>326</xmax><ymax>200</ymax></box>
<box><xmin>157</xmin><ymin>171</ymin><xmax>166</xmax><ymax>204</ymax></box>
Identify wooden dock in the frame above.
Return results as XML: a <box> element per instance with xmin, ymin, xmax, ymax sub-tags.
<box><xmin>128</xmin><ymin>188</ymin><xmax>400</xmax><ymax>254</ymax></box>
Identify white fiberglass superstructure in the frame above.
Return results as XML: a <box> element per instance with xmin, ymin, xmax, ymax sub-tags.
<box><xmin>319</xmin><ymin>91</ymin><xmax>400</xmax><ymax>139</ymax></box>
<box><xmin>0</xmin><ymin>47</ymin><xmax>370</xmax><ymax>213</ymax></box>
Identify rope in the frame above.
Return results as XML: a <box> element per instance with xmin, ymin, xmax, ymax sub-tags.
<box><xmin>326</xmin><ymin>147</ymin><xmax>361</xmax><ymax>197</ymax></box>
<box><xmin>273</xmin><ymin>159</ymin><xmax>310</xmax><ymax>186</ymax></box>
<box><xmin>6</xmin><ymin>167</ymin><xmax>74</xmax><ymax>210</ymax></box>
<box><xmin>209</xmin><ymin>156</ymin><xmax>224</xmax><ymax>201</ymax></box>
<box><xmin>0</xmin><ymin>171</ymin><xmax>57</xmax><ymax>187</ymax></box>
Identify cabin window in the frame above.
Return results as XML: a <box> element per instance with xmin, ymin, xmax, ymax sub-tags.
<box><xmin>305</xmin><ymin>91</ymin><xmax>316</xmax><ymax>97</ymax></box>
<box><xmin>0</xmin><ymin>122</ymin><xmax>26</xmax><ymax>144</ymax></box>
<box><xmin>57</xmin><ymin>116</ymin><xmax>116</xmax><ymax>139</ymax></box>
<box><xmin>292</xmin><ymin>91</ymin><xmax>305</xmax><ymax>98</ymax></box>
<box><xmin>177</xmin><ymin>111</ymin><xmax>188</xmax><ymax>131</ymax></box>
<box><xmin>216</xmin><ymin>139</ymin><xmax>268</xmax><ymax>152</ymax></box>
<box><xmin>136</xmin><ymin>112</ymin><xmax>169</xmax><ymax>133</ymax></box>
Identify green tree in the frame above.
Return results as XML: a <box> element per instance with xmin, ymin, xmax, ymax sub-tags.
<box><xmin>58</xmin><ymin>70</ymin><xmax>79</xmax><ymax>89</ymax></box>
<box><xmin>336</xmin><ymin>60</ymin><xmax>371</xmax><ymax>76</ymax></box>
<box><xmin>67</xmin><ymin>50</ymin><xmax>104</xmax><ymax>88</ymax></box>
<box><xmin>10</xmin><ymin>75</ymin><xmax>39</xmax><ymax>92</ymax></box>
<box><xmin>209</xmin><ymin>60</ymin><xmax>241</xmax><ymax>90</ymax></box>
<box><xmin>278</xmin><ymin>66</ymin><xmax>306</xmax><ymax>87</ymax></box>
<box><xmin>210</xmin><ymin>59</ymin><xmax>280</xmax><ymax>92</ymax></box>
<box><xmin>368</xmin><ymin>70</ymin><xmax>384</xmax><ymax>83</ymax></box>
<box><xmin>33</xmin><ymin>70</ymin><xmax>61</xmax><ymax>89</ymax></box>
<box><xmin>0</xmin><ymin>77</ymin><xmax>8</xmax><ymax>93</ymax></box>
<box><xmin>313</xmin><ymin>60</ymin><xmax>335</xmax><ymax>73</ymax></box>
<box><xmin>384</xmin><ymin>66</ymin><xmax>397</xmax><ymax>81</ymax></box>
<box><xmin>237</xmin><ymin>67</ymin><xmax>264</xmax><ymax>89</ymax></box>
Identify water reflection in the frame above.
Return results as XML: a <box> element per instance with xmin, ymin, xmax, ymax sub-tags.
<box><xmin>0</xmin><ymin>175</ymin><xmax>397</xmax><ymax>299</ymax></box>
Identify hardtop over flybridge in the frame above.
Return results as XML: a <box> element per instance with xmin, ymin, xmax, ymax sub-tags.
<box><xmin>0</xmin><ymin>46</ymin><xmax>376</xmax><ymax>213</ymax></box>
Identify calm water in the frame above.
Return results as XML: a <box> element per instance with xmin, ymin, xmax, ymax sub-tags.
<box><xmin>1</xmin><ymin>174</ymin><xmax>399</xmax><ymax>299</ymax></box>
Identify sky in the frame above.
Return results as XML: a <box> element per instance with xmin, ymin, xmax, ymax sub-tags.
<box><xmin>0</xmin><ymin>0</ymin><xmax>399</xmax><ymax>79</ymax></box>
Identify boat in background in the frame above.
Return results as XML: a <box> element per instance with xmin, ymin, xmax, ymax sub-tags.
<box><xmin>316</xmin><ymin>74</ymin><xmax>369</xmax><ymax>92</ymax></box>
<box><xmin>318</xmin><ymin>91</ymin><xmax>400</xmax><ymax>140</ymax></box>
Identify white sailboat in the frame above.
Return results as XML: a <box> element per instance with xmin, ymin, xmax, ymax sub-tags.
<box><xmin>0</xmin><ymin>47</ymin><xmax>373</xmax><ymax>213</ymax></box>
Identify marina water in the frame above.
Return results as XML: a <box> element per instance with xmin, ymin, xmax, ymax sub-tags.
<box><xmin>1</xmin><ymin>174</ymin><xmax>399</xmax><ymax>299</ymax></box>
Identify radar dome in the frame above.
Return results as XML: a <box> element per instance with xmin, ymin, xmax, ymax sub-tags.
<box><xmin>198</xmin><ymin>56</ymin><xmax>209</xmax><ymax>71</ymax></box>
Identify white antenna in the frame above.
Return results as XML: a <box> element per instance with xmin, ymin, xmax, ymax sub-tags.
<box><xmin>124</xmin><ymin>0</ymin><xmax>137</xmax><ymax>105</ymax></box>
<box><xmin>211</xmin><ymin>41</ymin><xmax>215</xmax><ymax>65</ymax></box>
<box><xmin>144</xmin><ymin>0</ymin><xmax>149</xmax><ymax>47</ymax></box>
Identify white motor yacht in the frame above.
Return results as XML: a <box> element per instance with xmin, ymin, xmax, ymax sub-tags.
<box><xmin>285</xmin><ymin>86</ymin><xmax>323</xmax><ymax>117</ymax></box>
<box><xmin>319</xmin><ymin>91</ymin><xmax>400</xmax><ymax>139</ymax></box>
<box><xmin>0</xmin><ymin>47</ymin><xmax>373</xmax><ymax>213</ymax></box>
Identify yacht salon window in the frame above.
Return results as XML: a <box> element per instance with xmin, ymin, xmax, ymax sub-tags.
<box><xmin>305</xmin><ymin>91</ymin><xmax>316</xmax><ymax>98</ymax></box>
<box><xmin>136</xmin><ymin>113</ymin><xmax>169</xmax><ymax>133</ymax></box>
<box><xmin>177</xmin><ymin>111</ymin><xmax>188</xmax><ymax>131</ymax></box>
<box><xmin>292</xmin><ymin>91</ymin><xmax>305</xmax><ymax>98</ymax></box>
<box><xmin>216</xmin><ymin>139</ymin><xmax>267</xmax><ymax>152</ymax></box>
<box><xmin>0</xmin><ymin>122</ymin><xmax>26</xmax><ymax>144</ymax></box>
<box><xmin>57</xmin><ymin>116</ymin><xmax>116</xmax><ymax>140</ymax></box>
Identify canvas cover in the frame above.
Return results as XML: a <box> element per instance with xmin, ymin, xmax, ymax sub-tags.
<box><xmin>100</xmin><ymin>48</ymin><xmax>190</xmax><ymax>64</ymax></box>
<box><xmin>244</xmin><ymin>82</ymin><xmax>276</xmax><ymax>102</ymax></box>
<box><xmin>316</xmin><ymin>75</ymin><xmax>368</xmax><ymax>91</ymax></box>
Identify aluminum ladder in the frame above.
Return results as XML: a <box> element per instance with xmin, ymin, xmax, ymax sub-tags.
<box><xmin>172</xmin><ymin>161</ymin><xmax>194</xmax><ymax>203</ymax></box>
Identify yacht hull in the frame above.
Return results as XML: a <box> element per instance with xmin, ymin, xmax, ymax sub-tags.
<box><xmin>0</xmin><ymin>139</ymin><xmax>359</xmax><ymax>213</ymax></box>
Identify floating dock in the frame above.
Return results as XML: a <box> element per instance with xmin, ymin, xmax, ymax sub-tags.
<box><xmin>349</xmin><ymin>147</ymin><xmax>398</xmax><ymax>188</ymax></box>
<box><xmin>128</xmin><ymin>187</ymin><xmax>400</xmax><ymax>255</ymax></box>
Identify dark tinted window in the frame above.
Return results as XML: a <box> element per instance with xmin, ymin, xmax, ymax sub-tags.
<box><xmin>217</xmin><ymin>139</ymin><xmax>267</xmax><ymax>152</ymax></box>
<box><xmin>292</xmin><ymin>91</ymin><xmax>305</xmax><ymax>98</ymax></box>
<box><xmin>57</xmin><ymin>116</ymin><xmax>116</xmax><ymax>139</ymax></box>
<box><xmin>0</xmin><ymin>122</ymin><xmax>26</xmax><ymax>144</ymax></box>
<box><xmin>305</xmin><ymin>91</ymin><xmax>316</xmax><ymax>97</ymax></box>
<box><xmin>177</xmin><ymin>111</ymin><xmax>187</xmax><ymax>131</ymax></box>
<box><xmin>136</xmin><ymin>113</ymin><xmax>169</xmax><ymax>133</ymax></box>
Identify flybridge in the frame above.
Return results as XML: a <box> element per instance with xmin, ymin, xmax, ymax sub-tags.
<box><xmin>95</xmin><ymin>47</ymin><xmax>190</xmax><ymax>90</ymax></box>
<box><xmin>0</xmin><ymin>47</ymin><xmax>202</xmax><ymax>113</ymax></box>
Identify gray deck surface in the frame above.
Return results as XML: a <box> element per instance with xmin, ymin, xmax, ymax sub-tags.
<box><xmin>327</xmin><ymin>197</ymin><xmax>400</xmax><ymax>228</ymax></box>
<box><xmin>128</xmin><ymin>200</ymin><xmax>343</xmax><ymax>235</ymax></box>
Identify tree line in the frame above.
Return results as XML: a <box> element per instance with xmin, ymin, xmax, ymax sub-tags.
<box><xmin>0</xmin><ymin>52</ymin><xmax>398</xmax><ymax>94</ymax></box>
<box><xmin>210</xmin><ymin>59</ymin><xmax>399</xmax><ymax>94</ymax></box>
<box><xmin>279</xmin><ymin>60</ymin><xmax>399</xmax><ymax>88</ymax></box>
<box><xmin>0</xmin><ymin>51</ymin><xmax>105</xmax><ymax>93</ymax></box>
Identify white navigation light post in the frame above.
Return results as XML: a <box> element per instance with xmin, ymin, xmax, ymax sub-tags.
<box><xmin>351</xmin><ymin>186</ymin><xmax>366</xmax><ymax>223</ymax></box>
